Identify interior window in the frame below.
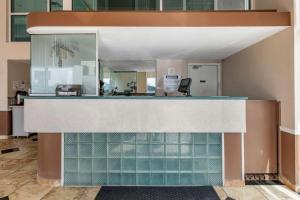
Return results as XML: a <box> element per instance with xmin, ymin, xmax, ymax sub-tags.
<box><xmin>186</xmin><ymin>0</ymin><xmax>214</xmax><ymax>11</ymax></box>
<box><xmin>10</xmin><ymin>0</ymin><xmax>48</xmax><ymax>42</ymax></box>
<box><xmin>163</xmin><ymin>0</ymin><xmax>183</xmax><ymax>10</ymax></box>
<box><xmin>50</xmin><ymin>0</ymin><xmax>63</xmax><ymax>11</ymax></box>
<box><xmin>108</xmin><ymin>0</ymin><xmax>135</xmax><ymax>10</ymax></box>
<box><xmin>11</xmin><ymin>15</ymin><xmax>30</xmax><ymax>41</ymax></box>
<box><xmin>11</xmin><ymin>0</ymin><xmax>47</xmax><ymax>12</ymax></box>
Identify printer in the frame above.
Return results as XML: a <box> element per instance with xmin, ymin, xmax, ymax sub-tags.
<box><xmin>55</xmin><ymin>84</ymin><xmax>82</xmax><ymax>96</ymax></box>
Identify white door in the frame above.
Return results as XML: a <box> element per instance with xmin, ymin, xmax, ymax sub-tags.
<box><xmin>188</xmin><ymin>64</ymin><xmax>219</xmax><ymax>96</ymax></box>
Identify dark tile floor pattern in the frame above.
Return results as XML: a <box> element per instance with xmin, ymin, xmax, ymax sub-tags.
<box><xmin>245</xmin><ymin>180</ymin><xmax>283</xmax><ymax>185</ymax></box>
<box><xmin>96</xmin><ymin>186</ymin><xmax>220</xmax><ymax>200</ymax></box>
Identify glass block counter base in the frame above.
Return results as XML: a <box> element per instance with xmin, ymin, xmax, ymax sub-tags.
<box><xmin>63</xmin><ymin>133</ymin><xmax>223</xmax><ymax>186</ymax></box>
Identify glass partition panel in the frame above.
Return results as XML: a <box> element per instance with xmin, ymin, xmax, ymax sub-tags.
<box><xmin>147</xmin><ymin>72</ymin><xmax>156</xmax><ymax>94</ymax></box>
<box><xmin>73</xmin><ymin>0</ymin><xmax>97</xmax><ymax>11</ymax></box>
<box><xmin>73</xmin><ymin>0</ymin><xmax>249</xmax><ymax>11</ymax></box>
<box><xmin>11</xmin><ymin>15</ymin><xmax>30</xmax><ymax>42</ymax></box>
<box><xmin>136</xmin><ymin>0</ymin><xmax>160</xmax><ymax>10</ymax></box>
<box><xmin>163</xmin><ymin>0</ymin><xmax>183</xmax><ymax>10</ymax></box>
<box><xmin>11</xmin><ymin>0</ymin><xmax>47</xmax><ymax>12</ymax></box>
<box><xmin>216</xmin><ymin>0</ymin><xmax>248</xmax><ymax>10</ymax></box>
<box><xmin>101</xmin><ymin>61</ymin><xmax>156</xmax><ymax>96</ymax></box>
<box><xmin>73</xmin><ymin>0</ymin><xmax>159</xmax><ymax>11</ymax></box>
<box><xmin>110</xmin><ymin>71</ymin><xmax>137</xmax><ymax>93</ymax></box>
<box><xmin>187</xmin><ymin>0</ymin><xmax>214</xmax><ymax>11</ymax></box>
<box><xmin>31</xmin><ymin>34</ymin><xmax>97</xmax><ymax>95</ymax></box>
<box><xmin>50</xmin><ymin>0</ymin><xmax>63</xmax><ymax>11</ymax></box>
<box><xmin>108</xmin><ymin>0</ymin><xmax>135</xmax><ymax>10</ymax></box>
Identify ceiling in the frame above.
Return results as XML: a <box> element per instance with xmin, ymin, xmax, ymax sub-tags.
<box><xmin>28</xmin><ymin>26</ymin><xmax>288</xmax><ymax>64</ymax></box>
<box><xmin>101</xmin><ymin>60</ymin><xmax>156</xmax><ymax>72</ymax></box>
<box><xmin>98</xmin><ymin>26</ymin><xmax>287</xmax><ymax>60</ymax></box>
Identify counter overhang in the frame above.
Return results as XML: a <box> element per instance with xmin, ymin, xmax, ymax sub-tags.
<box><xmin>24</xmin><ymin>97</ymin><xmax>247</xmax><ymax>133</ymax></box>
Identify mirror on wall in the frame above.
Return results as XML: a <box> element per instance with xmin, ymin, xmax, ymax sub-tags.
<box><xmin>100</xmin><ymin>60</ymin><xmax>156</xmax><ymax>96</ymax></box>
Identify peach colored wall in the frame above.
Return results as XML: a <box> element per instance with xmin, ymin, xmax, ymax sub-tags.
<box><xmin>245</xmin><ymin>100</ymin><xmax>279</xmax><ymax>174</ymax></box>
<box><xmin>222</xmin><ymin>28</ymin><xmax>294</xmax><ymax>129</ymax></box>
<box><xmin>253</xmin><ymin>0</ymin><xmax>294</xmax><ymax>13</ymax></box>
<box><xmin>224</xmin><ymin>133</ymin><xmax>242</xmax><ymax>185</ymax></box>
<box><xmin>0</xmin><ymin>0</ymin><xmax>30</xmax><ymax>111</ymax></box>
<box><xmin>294</xmin><ymin>0</ymin><xmax>300</xmax><ymax>133</ymax></box>
<box><xmin>281</xmin><ymin>132</ymin><xmax>296</xmax><ymax>184</ymax></box>
<box><xmin>295</xmin><ymin>30</ymin><xmax>300</xmax><ymax>132</ymax></box>
<box><xmin>223</xmin><ymin>0</ymin><xmax>300</xmax><ymax>189</ymax></box>
<box><xmin>7</xmin><ymin>60</ymin><xmax>30</xmax><ymax>98</ymax></box>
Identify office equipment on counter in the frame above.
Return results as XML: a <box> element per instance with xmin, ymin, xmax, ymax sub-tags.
<box><xmin>178</xmin><ymin>78</ymin><xmax>192</xmax><ymax>96</ymax></box>
<box><xmin>15</xmin><ymin>91</ymin><xmax>27</xmax><ymax>105</ymax></box>
<box><xmin>56</xmin><ymin>84</ymin><xmax>82</xmax><ymax>96</ymax></box>
<box><xmin>164</xmin><ymin>75</ymin><xmax>181</xmax><ymax>93</ymax></box>
<box><xmin>99</xmin><ymin>80</ymin><xmax>104</xmax><ymax>96</ymax></box>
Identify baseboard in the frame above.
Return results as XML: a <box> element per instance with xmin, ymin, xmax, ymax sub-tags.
<box><xmin>280</xmin><ymin>126</ymin><xmax>300</xmax><ymax>135</ymax></box>
<box><xmin>279</xmin><ymin>175</ymin><xmax>300</xmax><ymax>192</ymax></box>
<box><xmin>37</xmin><ymin>175</ymin><xmax>61</xmax><ymax>187</ymax></box>
<box><xmin>224</xmin><ymin>179</ymin><xmax>245</xmax><ymax>187</ymax></box>
<box><xmin>0</xmin><ymin>135</ymin><xmax>12</xmax><ymax>140</ymax></box>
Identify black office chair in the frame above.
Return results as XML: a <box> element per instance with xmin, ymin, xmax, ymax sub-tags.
<box><xmin>178</xmin><ymin>78</ymin><xmax>192</xmax><ymax>96</ymax></box>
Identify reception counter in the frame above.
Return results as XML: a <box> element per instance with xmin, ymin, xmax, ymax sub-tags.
<box><xmin>24</xmin><ymin>96</ymin><xmax>247</xmax><ymax>187</ymax></box>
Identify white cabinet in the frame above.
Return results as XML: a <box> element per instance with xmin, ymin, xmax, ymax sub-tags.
<box><xmin>11</xmin><ymin>106</ymin><xmax>29</xmax><ymax>137</ymax></box>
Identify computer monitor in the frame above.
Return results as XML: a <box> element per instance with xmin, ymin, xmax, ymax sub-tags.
<box><xmin>178</xmin><ymin>78</ymin><xmax>192</xmax><ymax>96</ymax></box>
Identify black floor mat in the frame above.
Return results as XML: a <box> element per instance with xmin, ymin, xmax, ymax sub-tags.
<box><xmin>95</xmin><ymin>186</ymin><xmax>220</xmax><ymax>200</ymax></box>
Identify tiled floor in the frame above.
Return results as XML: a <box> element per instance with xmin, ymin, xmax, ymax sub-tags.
<box><xmin>0</xmin><ymin>137</ymin><xmax>299</xmax><ymax>200</ymax></box>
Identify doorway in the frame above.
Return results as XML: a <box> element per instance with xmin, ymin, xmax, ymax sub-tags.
<box><xmin>187</xmin><ymin>64</ymin><xmax>220</xmax><ymax>96</ymax></box>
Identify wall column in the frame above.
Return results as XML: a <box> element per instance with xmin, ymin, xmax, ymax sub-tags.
<box><xmin>37</xmin><ymin>133</ymin><xmax>61</xmax><ymax>185</ymax></box>
<box><xmin>63</xmin><ymin>0</ymin><xmax>72</xmax><ymax>10</ymax></box>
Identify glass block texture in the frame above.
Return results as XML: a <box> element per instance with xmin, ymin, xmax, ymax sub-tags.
<box><xmin>64</xmin><ymin>133</ymin><xmax>222</xmax><ymax>186</ymax></box>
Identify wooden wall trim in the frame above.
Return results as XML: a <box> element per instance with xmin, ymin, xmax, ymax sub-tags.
<box><xmin>224</xmin><ymin>133</ymin><xmax>242</xmax><ymax>183</ymax></box>
<box><xmin>0</xmin><ymin>111</ymin><xmax>12</xmax><ymax>136</ymax></box>
<box><xmin>38</xmin><ymin>133</ymin><xmax>61</xmax><ymax>180</ymax></box>
<box><xmin>245</xmin><ymin>100</ymin><xmax>279</xmax><ymax>174</ymax></box>
<box><xmin>27</xmin><ymin>11</ymin><xmax>291</xmax><ymax>28</ymax></box>
<box><xmin>280</xmin><ymin>131</ymin><xmax>296</xmax><ymax>184</ymax></box>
